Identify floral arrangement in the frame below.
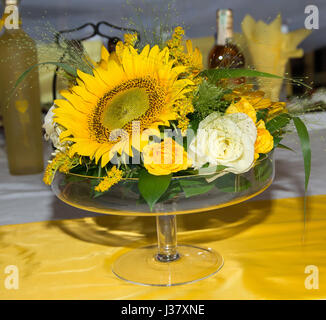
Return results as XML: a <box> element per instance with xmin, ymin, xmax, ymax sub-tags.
<box><xmin>40</xmin><ymin>27</ymin><xmax>311</xmax><ymax>211</ymax></box>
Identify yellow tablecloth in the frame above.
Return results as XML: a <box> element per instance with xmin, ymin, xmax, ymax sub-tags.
<box><xmin>0</xmin><ymin>195</ymin><xmax>325</xmax><ymax>300</ymax></box>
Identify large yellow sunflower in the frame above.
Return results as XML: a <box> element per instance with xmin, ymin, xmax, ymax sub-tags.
<box><xmin>53</xmin><ymin>44</ymin><xmax>193</xmax><ymax>167</ymax></box>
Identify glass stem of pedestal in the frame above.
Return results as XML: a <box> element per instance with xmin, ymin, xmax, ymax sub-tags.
<box><xmin>156</xmin><ymin>215</ymin><xmax>180</xmax><ymax>262</ymax></box>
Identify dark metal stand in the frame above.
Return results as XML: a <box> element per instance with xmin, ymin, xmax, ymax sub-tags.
<box><xmin>52</xmin><ymin>21</ymin><xmax>139</xmax><ymax>100</ymax></box>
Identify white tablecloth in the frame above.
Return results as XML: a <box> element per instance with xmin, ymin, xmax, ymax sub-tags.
<box><xmin>0</xmin><ymin>113</ymin><xmax>326</xmax><ymax>226</ymax></box>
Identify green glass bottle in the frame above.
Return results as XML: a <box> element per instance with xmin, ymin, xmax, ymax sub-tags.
<box><xmin>0</xmin><ymin>0</ymin><xmax>43</xmax><ymax>174</ymax></box>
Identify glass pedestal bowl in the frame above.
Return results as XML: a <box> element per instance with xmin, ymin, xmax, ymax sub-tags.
<box><xmin>52</xmin><ymin>154</ymin><xmax>274</xmax><ymax>286</ymax></box>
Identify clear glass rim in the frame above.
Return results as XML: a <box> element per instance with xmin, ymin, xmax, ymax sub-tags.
<box><xmin>54</xmin><ymin>178</ymin><xmax>273</xmax><ymax>216</ymax></box>
<box><xmin>62</xmin><ymin>153</ymin><xmax>271</xmax><ymax>181</ymax></box>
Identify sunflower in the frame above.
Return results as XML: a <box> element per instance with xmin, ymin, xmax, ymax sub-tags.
<box><xmin>53</xmin><ymin>44</ymin><xmax>193</xmax><ymax>167</ymax></box>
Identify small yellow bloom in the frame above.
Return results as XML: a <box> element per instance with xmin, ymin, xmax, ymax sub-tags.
<box><xmin>123</xmin><ymin>33</ymin><xmax>138</xmax><ymax>47</ymax></box>
<box><xmin>166</xmin><ymin>26</ymin><xmax>184</xmax><ymax>48</ymax></box>
<box><xmin>142</xmin><ymin>138</ymin><xmax>191</xmax><ymax>176</ymax></box>
<box><xmin>226</xmin><ymin>97</ymin><xmax>257</xmax><ymax>123</ymax></box>
<box><xmin>185</xmin><ymin>40</ymin><xmax>203</xmax><ymax>73</ymax></box>
<box><xmin>254</xmin><ymin>120</ymin><xmax>274</xmax><ymax>160</ymax></box>
<box><xmin>173</xmin><ymin>26</ymin><xmax>185</xmax><ymax>37</ymax></box>
<box><xmin>43</xmin><ymin>151</ymin><xmax>76</xmax><ymax>185</ymax></box>
<box><xmin>94</xmin><ymin>166</ymin><xmax>123</xmax><ymax>193</ymax></box>
<box><xmin>43</xmin><ymin>165</ymin><xmax>55</xmax><ymax>186</ymax></box>
<box><xmin>166</xmin><ymin>27</ymin><xmax>203</xmax><ymax>74</ymax></box>
<box><xmin>173</xmin><ymin>98</ymin><xmax>194</xmax><ymax>133</ymax></box>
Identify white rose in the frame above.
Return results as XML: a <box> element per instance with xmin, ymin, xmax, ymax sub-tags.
<box><xmin>188</xmin><ymin>112</ymin><xmax>257</xmax><ymax>174</ymax></box>
<box><xmin>43</xmin><ymin>105</ymin><xmax>66</xmax><ymax>151</ymax></box>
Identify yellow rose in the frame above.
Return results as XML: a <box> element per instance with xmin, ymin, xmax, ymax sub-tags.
<box><xmin>226</xmin><ymin>97</ymin><xmax>257</xmax><ymax>123</ymax></box>
<box><xmin>142</xmin><ymin>138</ymin><xmax>191</xmax><ymax>176</ymax></box>
<box><xmin>254</xmin><ymin>120</ymin><xmax>274</xmax><ymax>160</ymax></box>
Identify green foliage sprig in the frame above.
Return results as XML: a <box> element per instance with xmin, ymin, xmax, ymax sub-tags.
<box><xmin>189</xmin><ymin>80</ymin><xmax>231</xmax><ymax>130</ymax></box>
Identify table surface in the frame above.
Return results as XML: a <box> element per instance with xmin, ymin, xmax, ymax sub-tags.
<box><xmin>0</xmin><ymin>113</ymin><xmax>326</xmax><ymax>299</ymax></box>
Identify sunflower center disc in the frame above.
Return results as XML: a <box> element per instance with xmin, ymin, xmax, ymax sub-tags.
<box><xmin>103</xmin><ymin>88</ymin><xmax>150</xmax><ymax>131</ymax></box>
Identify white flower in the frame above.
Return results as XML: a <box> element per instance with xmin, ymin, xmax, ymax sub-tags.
<box><xmin>188</xmin><ymin>112</ymin><xmax>257</xmax><ymax>174</ymax></box>
<box><xmin>43</xmin><ymin>105</ymin><xmax>65</xmax><ymax>151</ymax></box>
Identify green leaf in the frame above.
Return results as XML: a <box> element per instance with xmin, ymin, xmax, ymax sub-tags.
<box><xmin>215</xmin><ymin>173</ymin><xmax>251</xmax><ymax>193</ymax></box>
<box><xmin>179</xmin><ymin>177</ymin><xmax>215</xmax><ymax>198</ymax></box>
<box><xmin>273</xmin><ymin>136</ymin><xmax>283</xmax><ymax>147</ymax></box>
<box><xmin>293</xmin><ymin>117</ymin><xmax>311</xmax><ymax>235</ymax></box>
<box><xmin>158</xmin><ymin>180</ymin><xmax>183</xmax><ymax>202</ymax></box>
<box><xmin>266</xmin><ymin>113</ymin><xmax>291</xmax><ymax>135</ymax></box>
<box><xmin>200</xmin><ymin>68</ymin><xmax>283</xmax><ymax>83</ymax></box>
<box><xmin>293</xmin><ymin>117</ymin><xmax>311</xmax><ymax>192</ymax></box>
<box><xmin>254</xmin><ymin>158</ymin><xmax>273</xmax><ymax>183</ymax></box>
<box><xmin>196</xmin><ymin>165</ymin><xmax>227</xmax><ymax>176</ymax></box>
<box><xmin>277</xmin><ymin>143</ymin><xmax>295</xmax><ymax>152</ymax></box>
<box><xmin>10</xmin><ymin>62</ymin><xmax>78</xmax><ymax>99</ymax></box>
<box><xmin>256</xmin><ymin>109</ymin><xmax>269</xmax><ymax>122</ymax></box>
<box><xmin>138</xmin><ymin>170</ymin><xmax>172</xmax><ymax>211</ymax></box>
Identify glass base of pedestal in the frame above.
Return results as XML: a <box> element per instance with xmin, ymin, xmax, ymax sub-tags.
<box><xmin>112</xmin><ymin>244</ymin><xmax>223</xmax><ymax>286</ymax></box>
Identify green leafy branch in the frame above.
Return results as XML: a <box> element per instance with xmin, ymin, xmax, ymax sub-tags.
<box><xmin>10</xmin><ymin>61</ymin><xmax>78</xmax><ymax>100</ymax></box>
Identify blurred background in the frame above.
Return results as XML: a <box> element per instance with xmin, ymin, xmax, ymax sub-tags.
<box><xmin>0</xmin><ymin>0</ymin><xmax>325</xmax><ymax>111</ymax></box>
<box><xmin>6</xmin><ymin>0</ymin><xmax>326</xmax><ymax>48</ymax></box>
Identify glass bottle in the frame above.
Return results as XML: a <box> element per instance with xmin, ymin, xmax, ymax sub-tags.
<box><xmin>208</xmin><ymin>9</ymin><xmax>245</xmax><ymax>69</ymax></box>
<box><xmin>0</xmin><ymin>0</ymin><xmax>43</xmax><ymax>174</ymax></box>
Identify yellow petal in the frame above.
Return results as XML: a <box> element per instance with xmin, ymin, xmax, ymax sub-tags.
<box><xmin>101</xmin><ymin>45</ymin><xmax>109</xmax><ymax>61</ymax></box>
<box><xmin>77</xmin><ymin>70</ymin><xmax>107</xmax><ymax>97</ymax></box>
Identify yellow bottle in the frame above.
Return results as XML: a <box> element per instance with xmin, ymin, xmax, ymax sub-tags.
<box><xmin>0</xmin><ymin>0</ymin><xmax>43</xmax><ymax>174</ymax></box>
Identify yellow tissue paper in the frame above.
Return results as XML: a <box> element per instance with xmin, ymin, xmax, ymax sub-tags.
<box><xmin>239</xmin><ymin>14</ymin><xmax>311</xmax><ymax>100</ymax></box>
